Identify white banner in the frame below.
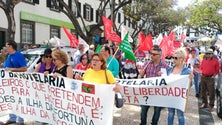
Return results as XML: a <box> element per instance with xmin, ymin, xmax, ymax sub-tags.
<box><xmin>116</xmin><ymin>75</ymin><xmax>190</xmax><ymax>112</ymax></box>
<box><xmin>0</xmin><ymin>70</ymin><xmax>115</xmax><ymax>125</ymax></box>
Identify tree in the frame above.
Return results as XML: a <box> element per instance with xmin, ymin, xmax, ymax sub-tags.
<box><xmin>53</xmin><ymin>0</ymin><xmax>132</xmax><ymax>44</ymax></box>
<box><xmin>0</xmin><ymin>0</ymin><xmax>22</xmax><ymax>40</ymax></box>
<box><xmin>122</xmin><ymin>0</ymin><xmax>187</xmax><ymax>37</ymax></box>
<box><xmin>187</xmin><ymin>0</ymin><xmax>222</xmax><ymax>32</ymax></box>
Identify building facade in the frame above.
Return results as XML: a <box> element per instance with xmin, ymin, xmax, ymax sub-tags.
<box><xmin>0</xmin><ymin>0</ymin><xmax>136</xmax><ymax>49</ymax></box>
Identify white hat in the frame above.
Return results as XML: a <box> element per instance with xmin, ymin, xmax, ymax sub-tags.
<box><xmin>206</xmin><ymin>49</ymin><xmax>213</xmax><ymax>53</ymax></box>
<box><xmin>89</xmin><ymin>44</ymin><xmax>95</xmax><ymax>49</ymax></box>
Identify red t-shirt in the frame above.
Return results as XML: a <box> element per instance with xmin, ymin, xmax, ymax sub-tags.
<box><xmin>200</xmin><ymin>57</ymin><xmax>219</xmax><ymax>75</ymax></box>
<box><xmin>75</xmin><ymin>63</ymin><xmax>90</xmax><ymax>71</ymax></box>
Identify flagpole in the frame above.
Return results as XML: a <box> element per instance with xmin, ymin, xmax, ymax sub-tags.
<box><xmin>107</xmin><ymin>47</ymin><xmax>120</xmax><ymax>68</ymax></box>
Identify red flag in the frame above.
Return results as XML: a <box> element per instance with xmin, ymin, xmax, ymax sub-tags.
<box><xmin>180</xmin><ymin>33</ymin><xmax>186</xmax><ymax>42</ymax></box>
<box><xmin>159</xmin><ymin>36</ymin><xmax>168</xmax><ymax>59</ymax></box>
<box><xmin>62</xmin><ymin>25</ymin><xmax>79</xmax><ymax>48</ymax></box>
<box><xmin>138</xmin><ymin>32</ymin><xmax>146</xmax><ymax>47</ymax></box>
<box><xmin>102</xmin><ymin>16</ymin><xmax>121</xmax><ymax>43</ymax></box>
<box><xmin>138</xmin><ymin>33</ymin><xmax>153</xmax><ymax>51</ymax></box>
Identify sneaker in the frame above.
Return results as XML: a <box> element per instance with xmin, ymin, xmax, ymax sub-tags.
<box><xmin>208</xmin><ymin>106</ymin><xmax>214</xmax><ymax>112</ymax></box>
<box><xmin>199</xmin><ymin>103</ymin><xmax>207</xmax><ymax>109</ymax></box>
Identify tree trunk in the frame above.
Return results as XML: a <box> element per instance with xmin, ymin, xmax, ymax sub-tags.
<box><xmin>5</xmin><ymin>7</ymin><xmax>16</xmax><ymax>40</ymax></box>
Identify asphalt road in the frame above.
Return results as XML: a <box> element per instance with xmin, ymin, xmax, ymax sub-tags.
<box><xmin>0</xmin><ymin>87</ymin><xmax>221</xmax><ymax>125</ymax></box>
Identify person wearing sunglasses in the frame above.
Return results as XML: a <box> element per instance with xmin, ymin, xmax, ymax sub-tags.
<box><xmin>75</xmin><ymin>53</ymin><xmax>120</xmax><ymax>91</ymax></box>
<box><xmin>167</xmin><ymin>48</ymin><xmax>193</xmax><ymax>125</ymax></box>
<box><xmin>34</xmin><ymin>48</ymin><xmax>55</xmax><ymax>75</ymax></box>
<box><xmin>199</xmin><ymin>48</ymin><xmax>219</xmax><ymax>112</ymax></box>
<box><xmin>52</xmin><ymin>49</ymin><xmax>73</xmax><ymax>78</ymax></box>
<box><xmin>139</xmin><ymin>45</ymin><xmax>170</xmax><ymax>125</ymax></box>
<box><xmin>75</xmin><ymin>53</ymin><xmax>90</xmax><ymax>70</ymax></box>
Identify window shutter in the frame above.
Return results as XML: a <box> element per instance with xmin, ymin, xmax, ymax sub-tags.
<box><xmin>59</xmin><ymin>2</ymin><xmax>63</xmax><ymax>10</ymax></box>
<box><xmin>96</xmin><ymin>10</ymin><xmax>99</xmax><ymax>23</ymax></box>
<box><xmin>83</xmin><ymin>4</ymin><xmax>86</xmax><ymax>19</ymax></box>
<box><xmin>68</xmin><ymin>0</ymin><xmax>72</xmax><ymax>9</ymax></box>
<box><xmin>34</xmin><ymin>0</ymin><xmax>39</xmax><ymax>4</ymax></box>
<box><xmin>118</xmin><ymin>13</ymin><xmax>121</xmax><ymax>23</ymax></box>
<box><xmin>91</xmin><ymin>8</ymin><xmax>94</xmax><ymax>21</ymax></box>
<box><xmin>46</xmin><ymin>0</ymin><xmax>51</xmax><ymax>8</ymax></box>
<box><xmin>77</xmin><ymin>2</ymin><xmax>81</xmax><ymax>17</ymax></box>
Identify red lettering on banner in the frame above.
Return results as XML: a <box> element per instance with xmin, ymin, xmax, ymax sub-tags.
<box><xmin>130</xmin><ymin>87</ymin><xmax>187</xmax><ymax>99</ymax></box>
<box><xmin>21</xmin><ymin>106</ymin><xmax>36</xmax><ymax>116</ymax></box>
<box><xmin>91</xmin><ymin>108</ymin><xmax>99</xmax><ymax>119</ymax></box>
<box><xmin>182</xmin><ymin>88</ymin><xmax>186</xmax><ymax>98</ymax></box>
<box><xmin>123</xmin><ymin>86</ymin><xmax>129</xmax><ymax>95</ymax></box>
<box><xmin>11</xmin><ymin>87</ymin><xmax>30</xmax><ymax>96</ymax></box>
<box><xmin>0</xmin><ymin>103</ymin><xmax>12</xmax><ymax>111</ymax></box>
<box><xmin>2</xmin><ymin>79</ymin><xmax>23</xmax><ymax>87</ymax></box>
<box><xmin>133</xmin><ymin>96</ymin><xmax>139</xmax><ymax>103</ymax></box>
<box><xmin>40</xmin><ymin>110</ymin><xmax>49</xmax><ymax>119</ymax></box>
<box><xmin>32</xmin><ymin>82</ymin><xmax>46</xmax><ymax>92</ymax></box>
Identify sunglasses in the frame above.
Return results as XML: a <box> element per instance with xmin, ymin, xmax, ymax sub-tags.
<box><xmin>172</xmin><ymin>57</ymin><xmax>179</xmax><ymax>60</ymax></box>
<box><xmin>82</xmin><ymin>57</ymin><xmax>88</xmax><ymax>60</ymax></box>
<box><xmin>150</xmin><ymin>52</ymin><xmax>159</xmax><ymax>56</ymax></box>
<box><xmin>45</xmin><ymin>55</ymin><xmax>52</xmax><ymax>58</ymax></box>
<box><xmin>205</xmin><ymin>53</ymin><xmax>212</xmax><ymax>55</ymax></box>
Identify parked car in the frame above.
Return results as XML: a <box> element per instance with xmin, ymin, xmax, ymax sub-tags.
<box><xmin>21</xmin><ymin>46</ymin><xmax>77</xmax><ymax>72</ymax></box>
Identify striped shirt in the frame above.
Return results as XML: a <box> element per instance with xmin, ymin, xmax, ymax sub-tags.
<box><xmin>143</xmin><ymin>60</ymin><xmax>170</xmax><ymax>78</ymax></box>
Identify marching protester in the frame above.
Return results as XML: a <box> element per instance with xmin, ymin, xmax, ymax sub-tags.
<box><xmin>1</xmin><ymin>40</ymin><xmax>27</xmax><ymax>125</ymax></box>
<box><xmin>167</xmin><ymin>48</ymin><xmax>193</xmax><ymax>125</ymax></box>
<box><xmin>75</xmin><ymin>53</ymin><xmax>120</xmax><ymax>91</ymax></box>
<box><xmin>139</xmin><ymin>45</ymin><xmax>170</xmax><ymax>125</ymax></box>
<box><xmin>0</xmin><ymin>47</ymin><xmax>8</xmax><ymax>68</ymax></box>
<box><xmin>75</xmin><ymin>53</ymin><xmax>90</xmax><ymax>70</ymax></box>
<box><xmin>199</xmin><ymin>48</ymin><xmax>219</xmax><ymax>112</ymax></box>
<box><xmin>73</xmin><ymin>44</ymin><xmax>85</xmax><ymax>67</ymax></box>
<box><xmin>52</xmin><ymin>49</ymin><xmax>73</xmax><ymax>78</ymax></box>
<box><xmin>34</xmin><ymin>48</ymin><xmax>55</xmax><ymax>75</ymax></box>
<box><xmin>187</xmin><ymin>48</ymin><xmax>200</xmax><ymax>97</ymax></box>
<box><xmin>100</xmin><ymin>45</ymin><xmax>119</xmax><ymax>77</ymax></box>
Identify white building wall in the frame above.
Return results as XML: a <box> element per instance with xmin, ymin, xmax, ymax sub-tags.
<box><xmin>0</xmin><ymin>0</ymin><xmax>137</xmax><ymax>47</ymax></box>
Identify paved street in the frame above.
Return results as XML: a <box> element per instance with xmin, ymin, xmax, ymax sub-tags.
<box><xmin>0</xmin><ymin>87</ymin><xmax>221</xmax><ymax>125</ymax></box>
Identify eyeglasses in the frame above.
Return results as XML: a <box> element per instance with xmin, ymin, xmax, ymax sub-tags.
<box><xmin>172</xmin><ymin>57</ymin><xmax>179</xmax><ymax>60</ymax></box>
<box><xmin>45</xmin><ymin>55</ymin><xmax>52</xmax><ymax>58</ymax></box>
<box><xmin>150</xmin><ymin>52</ymin><xmax>159</xmax><ymax>56</ymax></box>
<box><xmin>92</xmin><ymin>59</ymin><xmax>101</xmax><ymax>62</ymax></box>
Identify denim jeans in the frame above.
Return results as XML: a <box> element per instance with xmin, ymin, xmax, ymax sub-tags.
<box><xmin>9</xmin><ymin>114</ymin><xmax>24</xmax><ymax>123</ymax></box>
<box><xmin>193</xmin><ymin>73</ymin><xmax>200</xmax><ymax>94</ymax></box>
<box><xmin>168</xmin><ymin>108</ymin><xmax>184</xmax><ymax>125</ymax></box>
<box><xmin>140</xmin><ymin>105</ymin><xmax>162</xmax><ymax>125</ymax></box>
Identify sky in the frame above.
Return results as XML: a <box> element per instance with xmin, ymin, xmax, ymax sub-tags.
<box><xmin>176</xmin><ymin>0</ymin><xmax>193</xmax><ymax>8</ymax></box>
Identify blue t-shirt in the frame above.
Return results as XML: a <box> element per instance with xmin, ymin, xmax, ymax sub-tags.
<box><xmin>4</xmin><ymin>51</ymin><xmax>27</xmax><ymax>68</ymax></box>
<box><xmin>106</xmin><ymin>56</ymin><xmax>119</xmax><ymax>77</ymax></box>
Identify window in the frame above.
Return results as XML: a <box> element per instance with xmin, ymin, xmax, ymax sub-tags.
<box><xmin>23</xmin><ymin>0</ymin><xmax>39</xmax><ymax>4</ymax></box>
<box><xmin>118</xmin><ymin>13</ymin><xmax>121</xmax><ymax>23</ymax></box>
<box><xmin>47</xmin><ymin>0</ymin><xmax>62</xmax><ymax>11</ymax></box>
<box><xmin>124</xmin><ymin>16</ymin><xmax>126</xmax><ymax>25</ymax></box>
<box><xmin>83</xmin><ymin>4</ymin><xmax>93</xmax><ymax>21</ymax></box>
<box><xmin>71</xmin><ymin>0</ymin><xmax>78</xmax><ymax>16</ymax></box>
<box><xmin>50</xmin><ymin>26</ymin><xmax>60</xmax><ymax>38</ymax></box>
<box><xmin>21</xmin><ymin>21</ymin><xmax>35</xmax><ymax>44</ymax></box>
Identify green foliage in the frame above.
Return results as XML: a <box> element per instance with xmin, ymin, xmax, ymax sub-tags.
<box><xmin>187</xmin><ymin>0</ymin><xmax>222</xmax><ymax>31</ymax></box>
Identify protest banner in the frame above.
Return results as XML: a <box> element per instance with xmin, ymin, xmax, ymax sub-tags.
<box><xmin>116</xmin><ymin>75</ymin><xmax>190</xmax><ymax>112</ymax></box>
<box><xmin>0</xmin><ymin>70</ymin><xmax>115</xmax><ymax>125</ymax></box>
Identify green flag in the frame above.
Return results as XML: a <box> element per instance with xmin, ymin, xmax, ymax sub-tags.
<box><xmin>118</xmin><ymin>32</ymin><xmax>136</xmax><ymax>61</ymax></box>
<box><xmin>95</xmin><ymin>44</ymin><xmax>102</xmax><ymax>53</ymax></box>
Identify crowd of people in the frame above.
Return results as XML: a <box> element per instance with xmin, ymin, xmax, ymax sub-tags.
<box><xmin>0</xmin><ymin>39</ymin><xmax>221</xmax><ymax>125</ymax></box>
